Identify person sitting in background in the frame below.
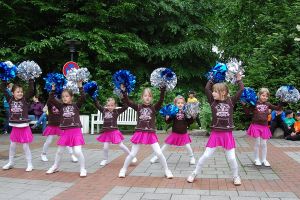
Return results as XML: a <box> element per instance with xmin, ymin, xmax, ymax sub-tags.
<box><xmin>32</xmin><ymin>105</ymin><xmax>48</xmax><ymax>131</ymax></box>
<box><xmin>270</xmin><ymin>107</ymin><xmax>287</xmax><ymax>136</ymax></box>
<box><xmin>284</xmin><ymin>110</ymin><xmax>295</xmax><ymax>137</ymax></box>
<box><xmin>187</xmin><ymin>90</ymin><xmax>201</xmax><ymax>129</ymax></box>
<box><xmin>267</xmin><ymin>109</ymin><xmax>272</xmax><ymax>128</ymax></box>
<box><xmin>29</xmin><ymin>95</ymin><xmax>44</xmax><ymax>121</ymax></box>
<box><xmin>285</xmin><ymin>111</ymin><xmax>300</xmax><ymax>141</ymax></box>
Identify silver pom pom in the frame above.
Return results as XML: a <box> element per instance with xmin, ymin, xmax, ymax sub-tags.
<box><xmin>276</xmin><ymin>86</ymin><xmax>300</xmax><ymax>103</ymax></box>
<box><xmin>17</xmin><ymin>60</ymin><xmax>42</xmax><ymax>80</ymax></box>
<box><xmin>66</xmin><ymin>68</ymin><xmax>78</xmax><ymax>82</ymax></box>
<box><xmin>184</xmin><ymin>102</ymin><xmax>200</xmax><ymax>119</ymax></box>
<box><xmin>113</xmin><ymin>87</ymin><xmax>123</xmax><ymax>98</ymax></box>
<box><xmin>66</xmin><ymin>68</ymin><xmax>90</xmax><ymax>82</ymax></box>
<box><xmin>225</xmin><ymin>58</ymin><xmax>244</xmax><ymax>84</ymax></box>
<box><xmin>63</xmin><ymin>81</ymin><xmax>79</xmax><ymax>94</ymax></box>
<box><xmin>150</xmin><ymin>68</ymin><xmax>177</xmax><ymax>91</ymax></box>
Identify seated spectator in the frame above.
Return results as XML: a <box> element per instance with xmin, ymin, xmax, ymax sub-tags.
<box><xmin>267</xmin><ymin>109</ymin><xmax>272</xmax><ymax>127</ymax></box>
<box><xmin>29</xmin><ymin>95</ymin><xmax>44</xmax><ymax>121</ymax></box>
<box><xmin>285</xmin><ymin>111</ymin><xmax>300</xmax><ymax>141</ymax></box>
<box><xmin>284</xmin><ymin>110</ymin><xmax>296</xmax><ymax>137</ymax></box>
<box><xmin>270</xmin><ymin>108</ymin><xmax>288</xmax><ymax>136</ymax></box>
<box><xmin>32</xmin><ymin>105</ymin><xmax>47</xmax><ymax>131</ymax></box>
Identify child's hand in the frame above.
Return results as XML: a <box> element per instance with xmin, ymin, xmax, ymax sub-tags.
<box><xmin>236</xmin><ymin>72</ymin><xmax>242</xmax><ymax>81</ymax></box>
<box><xmin>120</xmin><ymin>84</ymin><xmax>126</xmax><ymax>92</ymax></box>
<box><xmin>291</xmin><ymin>132</ymin><xmax>296</xmax><ymax>136</ymax></box>
<box><xmin>77</xmin><ymin>81</ymin><xmax>83</xmax><ymax>88</ymax></box>
<box><xmin>52</xmin><ymin>84</ymin><xmax>56</xmax><ymax>91</ymax></box>
<box><xmin>166</xmin><ymin>115</ymin><xmax>170</xmax><ymax>120</ymax></box>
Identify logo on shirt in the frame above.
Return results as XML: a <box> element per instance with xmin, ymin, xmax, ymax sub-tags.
<box><xmin>256</xmin><ymin>104</ymin><xmax>268</xmax><ymax>112</ymax></box>
<box><xmin>63</xmin><ymin>106</ymin><xmax>75</xmax><ymax>118</ymax></box>
<box><xmin>104</xmin><ymin>111</ymin><xmax>113</xmax><ymax>119</ymax></box>
<box><xmin>139</xmin><ymin>108</ymin><xmax>152</xmax><ymax>120</ymax></box>
<box><xmin>10</xmin><ymin>101</ymin><xmax>23</xmax><ymax>113</ymax></box>
<box><xmin>215</xmin><ymin>103</ymin><xmax>230</xmax><ymax>117</ymax></box>
<box><xmin>176</xmin><ymin>110</ymin><xmax>185</xmax><ymax>120</ymax></box>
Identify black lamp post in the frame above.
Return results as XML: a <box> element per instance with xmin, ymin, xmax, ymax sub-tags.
<box><xmin>64</xmin><ymin>39</ymin><xmax>81</xmax><ymax>61</ymax></box>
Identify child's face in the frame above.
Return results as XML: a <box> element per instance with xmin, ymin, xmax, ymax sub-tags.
<box><xmin>212</xmin><ymin>90</ymin><xmax>225</xmax><ymax>100</ymax></box>
<box><xmin>296</xmin><ymin>115</ymin><xmax>300</xmax><ymax>121</ymax></box>
<box><xmin>62</xmin><ymin>91</ymin><xmax>73</xmax><ymax>104</ymax></box>
<box><xmin>176</xmin><ymin>99</ymin><xmax>185</xmax><ymax>109</ymax></box>
<box><xmin>286</xmin><ymin>113</ymin><xmax>294</xmax><ymax>118</ymax></box>
<box><xmin>142</xmin><ymin>92</ymin><xmax>152</xmax><ymax>105</ymax></box>
<box><xmin>189</xmin><ymin>94</ymin><xmax>194</xmax><ymax>98</ymax></box>
<box><xmin>13</xmin><ymin>87</ymin><xmax>23</xmax><ymax>100</ymax></box>
<box><xmin>259</xmin><ymin>92</ymin><xmax>268</xmax><ymax>102</ymax></box>
<box><xmin>106</xmin><ymin>101</ymin><xmax>116</xmax><ymax>111</ymax></box>
<box><xmin>33</xmin><ymin>96</ymin><xmax>39</xmax><ymax>102</ymax></box>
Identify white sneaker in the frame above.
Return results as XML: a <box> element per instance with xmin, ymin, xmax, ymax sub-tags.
<box><xmin>262</xmin><ymin>160</ymin><xmax>271</xmax><ymax>167</ymax></box>
<box><xmin>41</xmin><ymin>154</ymin><xmax>48</xmax><ymax>162</ymax></box>
<box><xmin>46</xmin><ymin>166</ymin><xmax>59</xmax><ymax>174</ymax></box>
<box><xmin>80</xmin><ymin>169</ymin><xmax>87</xmax><ymax>177</ymax></box>
<box><xmin>233</xmin><ymin>176</ymin><xmax>242</xmax><ymax>186</ymax></box>
<box><xmin>2</xmin><ymin>163</ymin><xmax>14</xmax><ymax>170</ymax></box>
<box><xmin>187</xmin><ymin>171</ymin><xmax>197</xmax><ymax>183</ymax></box>
<box><xmin>150</xmin><ymin>156</ymin><xmax>158</xmax><ymax>164</ymax></box>
<box><xmin>100</xmin><ymin>160</ymin><xmax>108</xmax><ymax>166</ymax></box>
<box><xmin>132</xmin><ymin>157</ymin><xmax>138</xmax><ymax>163</ymax></box>
<box><xmin>25</xmin><ymin>165</ymin><xmax>33</xmax><ymax>172</ymax></box>
<box><xmin>118</xmin><ymin>168</ymin><xmax>126</xmax><ymax>178</ymax></box>
<box><xmin>189</xmin><ymin>157</ymin><xmax>196</xmax><ymax>165</ymax></box>
<box><xmin>71</xmin><ymin>154</ymin><xmax>78</xmax><ymax>163</ymax></box>
<box><xmin>165</xmin><ymin>169</ymin><xmax>174</xmax><ymax>179</ymax></box>
<box><xmin>254</xmin><ymin>159</ymin><xmax>262</xmax><ymax>166</ymax></box>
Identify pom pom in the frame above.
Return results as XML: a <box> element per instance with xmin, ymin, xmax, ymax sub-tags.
<box><xmin>205</xmin><ymin>62</ymin><xmax>228</xmax><ymax>83</ymax></box>
<box><xmin>159</xmin><ymin>104</ymin><xmax>179</xmax><ymax>118</ymax></box>
<box><xmin>184</xmin><ymin>102</ymin><xmax>200</xmax><ymax>119</ymax></box>
<box><xmin>43</xmin><ymin>73</ymin><xmax>66</xmax><ymax>96</ymax></box>
<box><xmin>150</xmin><ymin>68</ymin><xmax>177</xmax><ymax>91</ymax></box>
<box><xmin>63</xmin><ymin>81</ymin><xmax>79</xmax><ymax>94</ymax></box>
<box><xmin>225</xmin><ymin>58</ymin><xmax>244</xmax><ymax>84</ymax></box>
<box><xmin>0</xmin><ymin>61</ymin><xmax>17</xmax><ymax>81</ymax></box>
<box><xmin>240</xmin><ymin>87</ymin><xmax>257</xmax><ymax>106</ymax></box>
<box><xmin>17</xmin><ymin>60</ymin><xmax>42</xmax><ymax>80</ymax></box>
<box><xmin>113</xmin><ymin>70</ymin><xmax>136</xmax><ymax>94</ymax></box>
<box><xmin>276</xmin><ymin>85</ymin><xmax>300</xmax><ymax>103</ymax></box>
<box><xmin>83</xmin><ymin>81</ymin><xmax>99</xmax><ymax>100</ymax></box>
<box><xmin>66</xmin><ymin>68</ymin><xmax>90</xmax><ymax>82</ymax></box>
<box><xmin>113</xmin><ymin>87</ymin><xmax>123</xmax><ymax>98</ymax></box>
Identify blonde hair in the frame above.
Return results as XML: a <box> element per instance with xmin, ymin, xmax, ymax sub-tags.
<box><xmin>258</xmin><ymin>88</ymin><xmax>270</xmax><ymax>97</ymax></box>
<box><xmin>174</xmin><ymin>95</ymin><xmax>185</xmax><ymax>104</ymax></box>
<box><xmin>213</xmin><ymin>83</ymin><xmax>229</xmax><ymax>99</ymax></box>
<box><xmin>106</xmin><ymin>97</ymin><xmax>116</xmax><ymax>106</ymax></box>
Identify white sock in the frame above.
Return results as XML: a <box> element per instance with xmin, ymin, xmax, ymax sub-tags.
<box><xmin>151</xmin><ymin>143</ymin><xmax>169</xmax><ymax>171</ymax></box>
<box><xmin>121</xmin><ymin>144</ymin><xmax>140</xmax><ymax>171</ymax></box>
<box><xmin>42</xmin><ymin>135</ymin><xmax>54</xmax><ymax>155</ymax></box>
<box><xmin>119</xmin><ymin>142</ymin><xmax>131</xmax><ymax>155</ymax></box>
<box><xmin>53</xmin><ymin>146</ymin><xmax>65</xmax><ymax>168</ymax></box>
<box><xmin>185</xmin><ymin>143</ymin><xmax>194</xmax><ymax>157</ymax></box>
<box><xmin>103</xmin><ymin>142</ymin><xmax>109</xmax><ymax>160</ymax></box>
<box><xmin>23</xmin><ymin>143</ymin><xmax>32</xmax><ymax>166</ymax></box>
<box><xmin>225</xmin><ymin>148</ymin><xmax>239</xmax><ymax>178</ymax></box>
<box><xmin>261</xmin><ymin>139</ymin><xmax>268</xmax><ymax>162</ymax></box>
<box><xmin>8</xmin><ymin>142</ymin><xmax>16</xmax><ymax>164</ymax></box>
<box><xmin>73</xmin><ymin>146</ymin><xmax>85</xmax><ymax>171</ymax></box>
<box><xmin>194</xmin><ymin>147</ymin><xmax>216</xmax><ymax>174</ymax></box>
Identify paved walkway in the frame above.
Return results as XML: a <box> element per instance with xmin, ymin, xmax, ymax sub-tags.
<box><xmin>0</xmin><ymin>131</ymin><xmax>300</xmax><ymax>200</ymax></box>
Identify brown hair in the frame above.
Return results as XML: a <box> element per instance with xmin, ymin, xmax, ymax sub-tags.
<box><xmin>62</xmin><ymin>89</ymin><xmax>74</xmax><ymax>97</ymax></box>
<box><xmin>212</xmin><ymin>83</ymin><xmax>229</xmax><ymax>99</ymax></box>
<box><xmin>106</xmin><ymin>97</ymin><xmax>116</xmax><ymax>106</ymax></box>
<box><xmin>12</xmin><ymin>84</ymin><xmax>23</xmax><ymax>93</ymax></box>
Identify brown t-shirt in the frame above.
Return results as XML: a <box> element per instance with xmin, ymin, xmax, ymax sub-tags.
<box><xmin>205</xmin><ymin>80</ymin><xmax>244</xmax><ymax>131</ymax></box>
<box><xmin>48</xmin><ymin>88</ymin><xmax>86</xmax><ymax>130</ymax></box>
<box><xmin>47</xmin><ymin>101</ymin><xmax>61</xmax><ymax>126</ymax></box>
<box><xmin>1</xmin><ymin>80</ymin><xmax>34</xmax><ymax>124</ymax></box>
<box><xmin>94</xmin><ymin>100</ymin><xmax>128</xmax><ymax>132</ymax></box>
<box><xmin>243</xmin><ymin>102</ymin><xmax>281</xmax><ymax>125</ymax></box>
<box><xmin>122</xmin><ymin>88</ymin><xmax>165</xmax><ymax>132</ymax></box>
<box><xmin>166</xmin><ymin>109</ymin><xmax>194</xmax><ymax>134</ymax></box>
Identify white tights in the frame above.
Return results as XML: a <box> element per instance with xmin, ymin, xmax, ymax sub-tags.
<box><xmin>160</xmin><ymin>143</ymin><xmax>194</xmax><ymax>157</ymax></box>
<box><xmin>254</xmin><ymin>137</ymin><xmax>268</xmax><ymax>162</ymax></box>
<box><xmin>52</xmin><ymin>146</ymin><xmax>85</xmax><ymax>170</ymax></box>
<box><xmin>42</xmin><ymin>135</ymin><xmax>74</xmax><ymax>155</ymax></box>
<box><xmin>8</xmin><ymin>142</ymin><xmax>32</xmax><ymax>166</ymax></box>
<box><xmin>102</xmin><ymin>142</ymin><xmax>131</xmax><ymax>160</ymax></box>
<box><xmin>194</xmin><ymin>147</ymin><xmax>239</xmax><ymax>178</ymax></box>
<box><xmin>121</xmin><ymin>143</ymin><xmax>169</xmax><ymax>171</ymax></box>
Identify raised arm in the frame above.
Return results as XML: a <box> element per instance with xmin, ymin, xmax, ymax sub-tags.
<box><xmin>25</xmin><ymin>79</ymin><xmax>35</xmax><ymax>102</ymax></box>
<box><xmin>267</xmin><ymin>102</ymin><xmax>282</xmax><ymax>111</ymax></box>
<box><xmin>205</xmin><ymin>80</ymin><xmax>214</xmax><ymax>104</ymax></box>
<box><xmin>94</xmin><ymin>99</ymin><xmax>104</xmax><ymax>113</ymax></box>
<box><xmin>1</xmin><ymin>81</ymin><xmax>12</xmax><ymax>102</ymax></box>
<box><xmin>48</xmin><ymin>88</ymin><xmax>63</xmax><ymax>109</ymax></box>
<box><xmin>154</xmin><ymin>87</ymin><xmax>166</xmax><ymax>111</ymax></box>
<box><xmin>76</xmin><ymin>87</ymin><xmax>86</xmax><ymax>108</ymax></box>
<box><xmin>231</xmin><ymin>80</ymin><xmax>244</xmax><ymax>105</ymax></box>
<box><xmin>121</xmin><ymin>91</ymin><xmax>138</xmax><ymax>111</ymax></box>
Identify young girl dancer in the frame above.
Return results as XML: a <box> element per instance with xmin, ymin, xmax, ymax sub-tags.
<box><xmin>41</xmin><ymin>100</ymin><xmax>78</xmax><ymax>162</ymax></box>
<box><xmin>243</xmin><ymin>88</ymin><xmax>282</xmax><ymax>167</ymax></box>
<box><xmin>187</xmin><ymin>74</ymin><xmax>244</xmax><ymax>185</ymax></box>
<box><xmin>118</xmin><ymin>86</ymin><xmax>173</xmax><ymax>178</ymax></box>
<box><xmin>46</xmin><ymin>83</ymin><xmax>87</xmax><ymax>177</ymax></box>
<box><xmin>1</xmin><ymin>79</ymin><xmax>34</xmax><ymax>171</ymax></box>
<box><xmin>150</xmin><ymin>95</ymin><xmax>196</xmax><ymax>165</ymax></box>
<box><xmin>94</xmin><ymin>97</ymin><xmax>137</xmax><ymax>166</ymax></box>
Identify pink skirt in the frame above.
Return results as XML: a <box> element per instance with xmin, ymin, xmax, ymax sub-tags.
<box><xmin>131</xmin><ymin>131</ymin><xmax>158</xmax><ymax>145</ymax></box>
<box><xmin>247</xmin><ymin>123</ymin><xmax>272</xmax><ymax>139</ymax></box>
<box><xmin>10</xmin><ymin>126</ymin><xmax>33</xmax><ymax>143</ymax></box>
<box><xmin>97</xmin><ymin>130</ymin><xmax>124</xmax><ymax>144</ymax></box>
<box><xmin>206</xmin><ymin>130</ymin><xmax>235</xmax><ymax>150</ymax></box>
<box><xmin>165</xmin><ymin>132</ymin><xmax>191</xmax><ymax>146</ymax></box>
<box><xmin>57</xmin><ymin>128</ymin><xmax>85</xmax><ymax>147</ymax></box>
<box><xmin>43</xmin><ymin>126</ymin><xmax>63</xmax><ymax>136</ymax></box>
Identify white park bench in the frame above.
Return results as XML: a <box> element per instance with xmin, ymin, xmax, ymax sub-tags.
<box><xmin>90</xmin><ymin>107</ymin><xmax>137</xmax><ymax>134</ymax></box>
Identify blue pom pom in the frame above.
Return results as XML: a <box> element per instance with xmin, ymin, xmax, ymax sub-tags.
<box><xmin>84</xmin><ymin>81</ymin><xmax>99</xmax><ymax>100</ymax></box>
<box><xmin>205</xmin><ymin>62</ymin><xmax>228</xmax><ymax>83</ymax></box>
<box><xmin>159</xmin><ymin>104</ymin><xmax>179</xmax><ymax>118</ymax></box>
<box><xmin>0</xmin><ymin>61</ymin><xmax>17</xmax><ymax>81</ymax></box>
<box><xmin>113</xmin><ymin>70</ymin><xmax>136</xmax><ymax>94</ymax></box>
<box><xmin>240</xmin><ymin>87</ymin><xmax>257</xmax><ymax>106</ymax></box>
<box><xmin>43</xmin><ymin>73</ymin><xmax>66</xmax><ymax>96</ymax></box>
